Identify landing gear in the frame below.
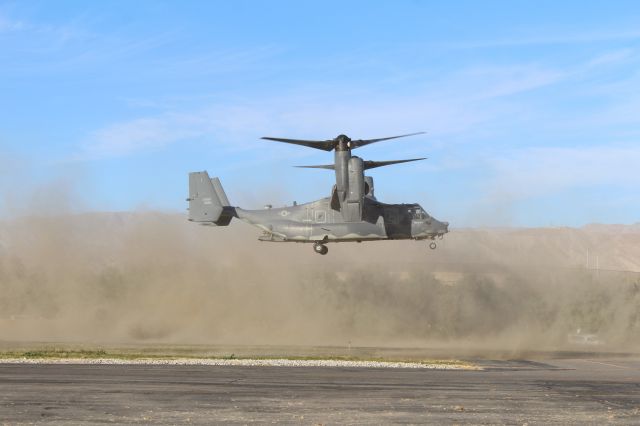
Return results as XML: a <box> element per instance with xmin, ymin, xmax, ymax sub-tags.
<box><xmin>429</xmin><ymin>241</ymin><xmax>437</xmax><ymax>250</ymax></box>
<box><xmin>313</xmin><ymin>242</ymin><xmax>328</xmax><ymax>255</ymax></box>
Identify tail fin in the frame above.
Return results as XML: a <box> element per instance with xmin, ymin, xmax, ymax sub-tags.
<box><xmin>187</xmin><ymin>171</ymin><xmax>234</xmax><ymax>225</ymax></box>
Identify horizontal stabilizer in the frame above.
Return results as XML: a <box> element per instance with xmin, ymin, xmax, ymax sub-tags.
<box><xmin>363</xmin><ymin>158</ymin><xmax>426</xmax><ymax>170</ymax></box>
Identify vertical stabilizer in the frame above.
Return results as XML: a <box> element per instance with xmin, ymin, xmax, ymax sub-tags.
<box><xmin>211</xmin><ymin>177</ymin><xmax>230</xmax><ymax>206</ymax></box>
<box><xmin>188</xmin><ymin>171</ymin><xmax>234</xmax><ymax>225</ymax></box>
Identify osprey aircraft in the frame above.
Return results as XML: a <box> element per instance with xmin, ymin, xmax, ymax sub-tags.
<box><xmin>187</xmin><ymin>133</ymin><xmax>449</xmax><ymax>255</ymax></box>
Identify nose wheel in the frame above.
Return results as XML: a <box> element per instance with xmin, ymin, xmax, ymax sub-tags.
<box><xmin>313</xmin><ymin>242</ymin><xmax>328</xmax><ymax>255</ymax></box>
<box><xmin>429</xmin><ymin>241</ymin><xmax>437</xmax><ymax>250</ymax></box>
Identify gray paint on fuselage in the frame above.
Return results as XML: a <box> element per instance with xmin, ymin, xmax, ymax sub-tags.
<box><xmin>235</xmin><ymin>196</ymin><xmax>448</xmax><ymax>243</ymax></box>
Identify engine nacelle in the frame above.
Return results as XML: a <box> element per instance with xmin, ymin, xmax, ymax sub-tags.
<box><xmin>347</xmin><ymin>157</ymin><xmax>364</xmax><ymax>201</ymax></box>
<box><xmin>343</xmin><ymin>156</ymin><xmax>365</xmax><ymax>222</ymax></box>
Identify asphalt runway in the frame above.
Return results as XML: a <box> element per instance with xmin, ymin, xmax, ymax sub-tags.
<box><xmin>1</xmin><ymin>357</ymin><xmax>639</xmax><ymax>424</ymax></box>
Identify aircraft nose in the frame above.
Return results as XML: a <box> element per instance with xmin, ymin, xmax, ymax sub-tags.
<box><xmin>439</xmin><ymin>220</ymin><xmax>449</xmax><ymax>234</ymax></box>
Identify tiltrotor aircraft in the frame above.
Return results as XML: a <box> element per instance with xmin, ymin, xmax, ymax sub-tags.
<box><xmin>187</xmin><ymin>132</ymin><xmax>449</xmax><ymax>255</ymax></box>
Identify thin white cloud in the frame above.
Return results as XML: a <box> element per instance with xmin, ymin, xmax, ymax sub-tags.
<box><xmin>76</xmin><ymin>61</ymin><xmax>567</xmax><ymax>160</ymax></box>
<box><xmin>457</xmin><ymin>66</ymin><xmax>566</xmax><ymax>101</ymax></box>
<box><xmin>75</xmin><ymin>44</ymin><xmax>640</xmax><ymax>165</ymax></box>
<box><xmin>587</xmin><ymin>48</ymin><xmax>635</xmax><ymax>67</ymax></box>
<box><xmin>488</xmin><ymin>145</ymin><xmax>640</xmax><ymax>199</ymax></box>
<box><xmin>80</xmin><ymin>115</ymin><xmax>206</xmax><ymax>159</ymax></box>
<box><xmin>76</xmin><ymin>104</ymin><xmax>287</xmax><ymax>160</ymax></box>
<box><xmin>440</xmin><ymin>29</ymin><xmax>640</xmax><ymax>49</ymax></box>
<box><xmin>76</xmin><ymin>96</ymin><xmax>498</xmax><ymax>161</ymax></box>
<box><xmin>0</xmin><ymin>14</ymin><xmax>24</xmax><ymax>32</ymax></box>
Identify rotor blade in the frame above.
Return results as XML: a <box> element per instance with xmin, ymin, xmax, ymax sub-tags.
<box><xmin>294</xmin><ymin>164</ymin><xmax>335</xmax><ymax>170</ymax></box>
<box><xmin>363</xmin><ymin>157</ymin><xmax>426</xmax><ymax>170</ymax></box>
<box><xmin>350</xmin><ymin>132</ymin><xmax>425</xmax><ymax>149</ymax></box>
<box><xmin>261</xmin><ymin>137</ymin><xmax>335</xmax><ymax>151</ymax></box>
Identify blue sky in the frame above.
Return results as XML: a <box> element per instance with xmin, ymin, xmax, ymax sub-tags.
<box><xmin>1</xmin><ymin>0</ymin><xmax>639</xmax><ymax>226</ymax></box>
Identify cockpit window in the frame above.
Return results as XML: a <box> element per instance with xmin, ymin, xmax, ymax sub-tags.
<box><xmin>409</xmin><ymin>207</ymin><xmax>429</xmax><ymax>220</ymax></box>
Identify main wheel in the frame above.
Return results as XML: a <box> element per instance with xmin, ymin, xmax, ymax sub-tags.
<box><xmin>429</xmin><ymin>241</ymin><xmax>437</xmax><ymax>250</ymax></box>
<box><xmin>313</xmin><ymin>243</ymin><xmax>328</xmax><ymax>255</ymax></box>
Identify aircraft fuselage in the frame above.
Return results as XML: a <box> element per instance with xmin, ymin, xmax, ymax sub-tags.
<box><xmin>235</xmin><ymin>196</ymin><xmax>448</xmax><ymax>243</ymax></box>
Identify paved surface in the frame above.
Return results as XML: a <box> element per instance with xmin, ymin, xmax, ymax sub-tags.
<box><xmin>1</xmin><ymin>358</ymin><xmax>639</xmax><ymax>424</ymax></box>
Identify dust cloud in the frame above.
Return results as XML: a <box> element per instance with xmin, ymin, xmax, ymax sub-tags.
<box><xmin>0</xmin><ymin>204</ymin><xmax>639</xmax><ymax>354</ymax></box>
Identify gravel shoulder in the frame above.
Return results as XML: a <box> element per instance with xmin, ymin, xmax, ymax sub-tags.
<box><xmin>0</xmin><ymin>356</ymin><xmax>478</xmax><ymax>369</ymax></box>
